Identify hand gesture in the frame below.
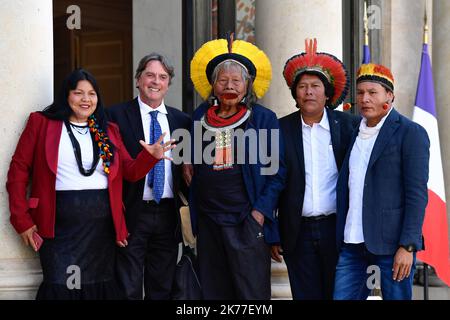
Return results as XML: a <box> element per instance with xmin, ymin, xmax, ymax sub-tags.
<box><xmin>139</xmin><ymin>132</ymin><xmax>176</xmax><ymax>161</ymax></box>
<box><xmin>271</xmin><ymin>245</ymin><xmax>283</xmax><ymax>263</ymax></box>
<box><xmin>182</xmin><ymin>164</ymin><xmax>193</xmax><ymax>186</ymax></box>
<box><xmin>392</xmin><ymin>247</ymin><xmax>413</xmax><ymax>281</ymax></box>
<box><xmin>251</xmin><ymin>209</ymin><xmax>265</xmax><ymax>227</ymax></box>
<box><xmin>20</xmin><ymin>225</ymin><xmax>39</xmax><ymax>251</ymax></box>
<box><xmin>116</xmin><ymin>239</ymin><xmax>128</xmax><ymax>248</ymax></box>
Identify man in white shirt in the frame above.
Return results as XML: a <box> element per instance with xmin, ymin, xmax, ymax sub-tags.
<box><xmin>334</xmin><ymin>63</ymin><xmax>430</xmax><ymax>300</ymax></box>
<box><xmin>277</xmin><ymin>39</ymin><xmax>359</xmax><ymax>299</ymax></box>
<box><xmin>107</xmin><ymin>53</ymin><xmax>191</xmax><ymax>299</ymax></box>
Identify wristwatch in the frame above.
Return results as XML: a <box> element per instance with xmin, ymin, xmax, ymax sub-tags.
<box><xmin>400</xmin><ymin>244</ymin><xmax>417</xmax><ymax>253</ymax></box>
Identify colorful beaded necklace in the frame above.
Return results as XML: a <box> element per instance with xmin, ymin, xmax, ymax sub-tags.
<box><xmin>88</xmin><ymin>114</ymin><xmax>113</xmax><ymax>175</ymax></box>
<box><xmin>201</xmin><ymin>104</ymin><xmax>251</xmax><ymax>171</ymax></box>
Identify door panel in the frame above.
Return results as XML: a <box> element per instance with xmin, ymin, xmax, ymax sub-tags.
<box><xmin>77</xmin><ymin>31</ymin><xmax>132</xmax><ymax>107</ymax></box>
<box><xmin>53</xmin><ymin>0</ymin><xmax>132</xmax><ymax>106</ymax></box>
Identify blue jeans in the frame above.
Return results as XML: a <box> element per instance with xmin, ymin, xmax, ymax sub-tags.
<box><xmin>333</xmin><ymin>243</ymin><xmax>416</xmax><ymax>300</ymax></box>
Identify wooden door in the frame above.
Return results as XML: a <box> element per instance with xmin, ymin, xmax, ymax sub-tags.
<box><xmin>76</xmin><ymin>31</ymin><xmax>132</xmax><ymax>107</ymax></box>
<box><xmin>53</xmin><ymin>0</ymin><xmax>132</xmax><ymax>106</ymax></box>
<box><xmin>53</xmin><ymin>15</ymin><xmax>75</xmax><ymax>100</ymax></box>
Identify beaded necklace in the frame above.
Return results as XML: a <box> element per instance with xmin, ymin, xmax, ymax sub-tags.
<box><xmin>87</xmin><ymin>114</ymin><xmax>113</xmax><ymax>175</ymax></box>
<box><xmin>70</xmin><ymin>122</ymin><xmax>89</xmax><ymax>135</ymax></box>
<box><xmin>201</xmin><ymin>104</ymin><xmax>251</xmax><ymax>171</ymax></box>
<box><xmin>64</xmin><ymin>120</ymin><xmax>100</xmax><ymax>176</ymax></box>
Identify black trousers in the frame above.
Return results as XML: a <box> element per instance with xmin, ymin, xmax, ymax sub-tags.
<box><xmin>115</xmin><ymin>199</ymin><xmax>178</xmax><ymax>300</ymax></box>
<box><xmin>283</xmin><ymin>215</ymin><xmax>338</xmax><ymax>300</ymax></box>
<box><xmin>197</xmin><ymin>213</ymin><xmax>271</xmax><ymax>300</ymax></box>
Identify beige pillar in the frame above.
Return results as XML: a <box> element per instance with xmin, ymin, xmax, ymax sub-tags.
<box><xmin>255</xmin><ymin>0</ymin><xmax>343</xmax><ymax>299</ymax></box>
<box><xmin>255</xmin><ymin>0</ymin><xmax>343</xmax><ymax>118</ymax></box>
<box><xmin>433</xmin><ymin>0</ymin><xmax>450</xmax><ymax>246</ymax></box>
<box><xmin>0</xmin><ymin>0</ymin><xmax>53</xmax><ymax>299</ymax></box>
<box><xmin>133</xmin><ymin>0</ymin><xmax>182</xmax><ymax>109</ymax></box>
<box><xmin>390</xmin><ymin>0</ymin><xmax>432</xmax><ymax>118</ymax></box>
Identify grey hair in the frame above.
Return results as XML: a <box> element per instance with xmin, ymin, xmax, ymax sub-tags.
<box><xmin>207</xmin><ymin>60</ymin><xmax>257</xmax><ymax>109</ymax></box>
<box><xmin>135</xmin><ymin>53</ymin><xmax>175</xmax><ymax>85</ymax></box>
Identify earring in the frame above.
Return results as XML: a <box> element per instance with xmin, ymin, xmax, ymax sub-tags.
<box><xmin>343</xmin><ymin>103</ymin><xmax>352</xmax><ymax>111</ymax></box>
<box><xmin>212</xmin><ymin>96</ymin><xmax>219</xmax><ymax>107</ymax></box>
<box><xmin>240</xmin><ymin>96</ymin><xmax>247</xmax><ymax>105</ymax></box>
<box><xmin>383</xmin><ymin>102</ymin><xmax>389</xmax><ymax>110</ymax></box>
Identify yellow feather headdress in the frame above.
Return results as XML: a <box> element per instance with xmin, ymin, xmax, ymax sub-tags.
<box><xmin>190</xmin><ymin>35</ymin><xmax>272</xmax><ymax>100</ymax></box>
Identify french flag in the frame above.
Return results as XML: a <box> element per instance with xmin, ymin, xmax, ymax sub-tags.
<box><xmin>413</xmin><ymin>43</ymin><xmax>450</xmax><ymax>286</ymax></box>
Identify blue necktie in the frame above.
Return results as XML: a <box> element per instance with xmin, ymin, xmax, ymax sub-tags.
<box><xmin>147</xmin><ymin>110</ymin><xmax>164</xmax><ymax>203</ymax></box>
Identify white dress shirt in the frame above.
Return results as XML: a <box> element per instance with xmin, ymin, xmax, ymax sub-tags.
<box><xmin>344</xmin><ymin>107</ymin><xmax>393</xmax><ymax>243</ymax></box>
<box><xmin>138</xmin><ymin>96</ymin><xmax>174</xmax><ymax>201</ymax></box>
<box><xmin>301</xmin><ymin>111</ymin><xmax>338</xmax><ymax>217</ymax></box>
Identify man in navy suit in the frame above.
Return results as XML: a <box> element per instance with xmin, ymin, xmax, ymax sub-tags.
<box><xmin>276</xmin><ymin>39</ymin><xmax>359</xmax><ymax>299</ymax></box>
<box><xmin>334</xmin><ymin>63</ymin><xmax>430</xmax><ymax>300</ymax></box>
<box><xmin>107</xmin><ymin>53</ymin><xmax>191</xmax><ymax>299</ymax></box>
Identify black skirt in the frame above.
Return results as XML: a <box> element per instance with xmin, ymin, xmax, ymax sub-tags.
<box><xmin>36</xmin><ymin>189</ymin><xmax>123</xmax><ymax>300</ymax></box>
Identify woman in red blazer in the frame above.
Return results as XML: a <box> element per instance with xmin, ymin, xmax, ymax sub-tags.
<box><xmin>6</xmin><ymin>69</ymin><xmax>174</xmax><ymax>300</ymax></box>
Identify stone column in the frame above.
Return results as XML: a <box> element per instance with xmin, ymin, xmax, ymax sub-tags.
<box><xmin>255</xmin><ymin>0</ymin><xmax>343</xmax><ymax>299</ymax></box>
<box><xmin>389</xmin><ymin>0</ymin><xmax>432</xmax><ymax>118</ymax></box>
<box><xmin>0</xmin><ymin>0</ymin><xmax>53</xmax><ymax>299</ymax></box>
<box><xmin>255</xmin><ymin>0</ymin><xmax>343</xmax><ymax>118</ymax></box>
<box><xmin>133</xmin><ymin>0</ymin><xmax>182</xmax><ymax>109</ymax></box>
<box><xmin>433</xmin><ymin>0</ymin><xmax>450</xmax><ymax>246</ymax></box>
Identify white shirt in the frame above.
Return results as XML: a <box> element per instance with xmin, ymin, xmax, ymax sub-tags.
<box><xmin>138</xmin><ymin>96</ymin><xmax>174</xmax><ymax>200</ymax></box>
<box><xmin>344</xmin><ymin>107</ymin><xmax>393</xmax><ymax>243</ymax></box>
<box><xmin>56</xmin><ymin>122</ymin><xmax>108</xmax><ymax>191</ymax></box>
<box><xmin>301</xmin><ymin>111</ymin><xmax>338</xmax><ymax>217</ymax></box>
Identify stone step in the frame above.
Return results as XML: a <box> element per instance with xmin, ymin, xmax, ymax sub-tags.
<box><xmin>271</xmin><ymin>261</ymin><xmax>292</xmax><ymax>300</ymax></box>
<box><xmin>0</xmin><ymin>258</ymin><xmax>42</xmax><ymax>300</ymax></box>
<box><xmin>413</xmin><ymin>285</ymin><xmax>450</xmax><ymax>300</ymax></box>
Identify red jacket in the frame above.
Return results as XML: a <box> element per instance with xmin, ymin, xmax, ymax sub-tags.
<box><xmin>6</xmin><ymin>112</ymin><xmax>158</xmax><ymax>242</ymax></box>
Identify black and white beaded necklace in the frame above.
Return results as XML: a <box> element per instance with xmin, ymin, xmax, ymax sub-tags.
<box><xmin>70</xmin><ymin>122</ymin><xmax>89</xmax><ymax>135</ymax></box>
<box><xmin>64</xmin><ymin>120</ymin><xmax>100</xmax><ymax>176</ymax></box>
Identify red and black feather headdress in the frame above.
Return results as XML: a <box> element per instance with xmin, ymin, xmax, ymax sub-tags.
<box><xmin>283</xmin><ymin>38</ymin><xmax>349</xmax><ymax>109</ymax></box>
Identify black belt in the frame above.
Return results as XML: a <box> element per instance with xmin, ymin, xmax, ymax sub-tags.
<box><xmin>142</xmin><ymin>198</ymin><xmax>175</xmax><ymax>206</ymax></box>
<box><xmin>301</xmin><ymin>214</ymin><xmax>335</xmax><ymax>223</ymax></box>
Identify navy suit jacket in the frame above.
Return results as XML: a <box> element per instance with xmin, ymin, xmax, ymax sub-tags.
<box><xmin>189</xmin><ymin>102</ymin><xmax>286</xmax><ymax>244</ymax></box>
<box><xmin>106</xmin><ymin>98</ymin><xmax>191</xmax><ymax>233</ymax></box>
<box><xmin>278</xmin><ymin>108</ymin><xmax>359</xmax><ymax>254</ymax></box>
<box><xmin>336</xmin><ymin>108</ymin><xmax>430</xmax><ymax>255</ymax></box>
